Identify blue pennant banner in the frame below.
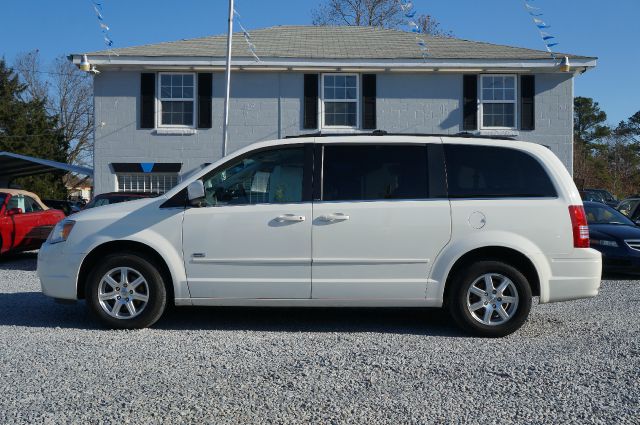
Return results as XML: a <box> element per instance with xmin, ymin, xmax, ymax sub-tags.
<box><xmin>91</xmin><ymin>1</ymin><xmax>117</xmax><ymax>55</ymax></box>
<box><xmin>523</xmin><ymin>0</ymin><xmax>559</xmax><ymax>59</ymax></box>
<box><xmin>233</xmin><ymin>9</ymin><xmax>261</xmax><ymax>62</ymax></box>
<box><xmin>398</xmin><ymin>0</ymin><xmax>429</xmax><ymax>59</ymax></box>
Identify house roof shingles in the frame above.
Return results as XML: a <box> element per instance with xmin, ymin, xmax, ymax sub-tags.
<box><xmin>85</xmin><ymin>26</ymin><xmax>594</xmax><ymax>61</ymax></box>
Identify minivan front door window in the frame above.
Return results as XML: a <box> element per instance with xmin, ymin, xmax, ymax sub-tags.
<box><xmin>200</xmin><ymin>148</ymin><xmax>305</xmax><ymax>206</ymax></box>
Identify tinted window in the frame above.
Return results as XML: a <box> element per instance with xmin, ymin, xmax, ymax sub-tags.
<box><xmin>618</xmin><ymin>200</ymin><xmax>639</xmax><ymax>216</ymax></box>
<box><xmin>444</xmin><ymin>145</ymin><xmax>557</xmax><ymax>198</ymax></box>
<box><xmin>7</xmin><ymin>195</ymin><xmax>24</xmax><ymax>211</ymax></box>
<box><xmin>24</xmin><ymin>196</ymin><xmax>43</xmax><ymax>212</ymax></box>
<box><xmin>200</xmin><ymin>147</ymin><xmax>305</xmax><ymax>206</ymax></box>
<box><xmin>585</xmin><ymin>203</ymin><xmax>634</xmax><ymax>226</ymax></box>
<box><xmin>0</xmin><ymin>194</ymin><xmax>6</xmax><ymax>209</ymax></box>
<box><xmin>322</xmin><ymin>145</ymin><xmax>429</xmax><ymax>201</ymax></box>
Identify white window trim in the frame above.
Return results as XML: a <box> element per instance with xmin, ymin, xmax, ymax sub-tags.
<box><xmin>479</xmin><ymin>74</ymin><xmax>518</xmax><ymax>131</ymax></box>
<box><xmin>320</xmin><ymin>73</ymin><xmax>360</xmax><ymax>130</ymax></box>
<box><xmin>157</xmin><ymin>72</ymin><xmax>197</xmax><ymax>129</ymax></box>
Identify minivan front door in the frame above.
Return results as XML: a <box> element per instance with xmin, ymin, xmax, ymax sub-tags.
<box><xmin>182</xmin><ymin>145</ymin><xmax>312</xmax><ymax>299</ymax></box>
<box><xmin>311</xmin><ymin>143</ymin><xmax>451</xmax><ymax>301</ymax></box>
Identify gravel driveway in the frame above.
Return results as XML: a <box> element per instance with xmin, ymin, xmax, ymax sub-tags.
<box><xmin>0</xmin><ymin>252</ymin><xmax>638</xmax><ymax>424</ymax></box>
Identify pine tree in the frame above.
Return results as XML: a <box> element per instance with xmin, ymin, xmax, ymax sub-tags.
<box><xmin>0</xmin><ymin>59</ymin><xmax>68</xmax><ymax>198</ymax></box>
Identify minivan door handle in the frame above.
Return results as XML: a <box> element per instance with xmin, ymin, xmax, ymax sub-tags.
<box><xmin>318</xmin><ymin>213</ymin><xmax>350</xmax><ymax>222</ymax></box>
<box><xmin>276</xmin><ymin>214</ymin><xmax>306</xmax><ymax>222</ymax></box>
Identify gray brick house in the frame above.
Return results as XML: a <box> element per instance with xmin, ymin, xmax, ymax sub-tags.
<box><xmin>70</xmin><ymin>26</ymin><xmax>596</xmax><ymax>195</ymax></box>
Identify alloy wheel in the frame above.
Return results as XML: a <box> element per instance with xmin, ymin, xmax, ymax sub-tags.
<box><xmin>97</xmin><ymin>267</ymin><xmax>150</xmax><ymax>319</ymax></box>
<box><xmin>466</xmin><ymin>273</ymin><xmax>519</xmax><ymax>326</ymax></box>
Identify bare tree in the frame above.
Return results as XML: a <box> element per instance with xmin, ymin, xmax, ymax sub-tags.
<box><xmin>417</xmin><ymin>14</ymin><xmax>453</xmax><ymax>38</ymax></box>
<box><xmin>312</xmin><ymin>0</ymin><xmax>452</xmax><ymax>36</ymax></box>
<box><xmin>15</xmin><ymin>51</ymin><xmax>94</xmax><ymax>168</ymax></box>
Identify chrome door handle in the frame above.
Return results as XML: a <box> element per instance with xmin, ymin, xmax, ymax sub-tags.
<box><xmin>319</xmin><ymin>213</ymin><xmax>350</xmax><ymax>222</ymax></box>
<box><xmin>276</xmin><ymin>214</ymin><xmax>306</xmax><ymax>222</ymax></box>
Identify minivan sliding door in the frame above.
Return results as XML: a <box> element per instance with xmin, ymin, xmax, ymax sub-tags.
<box><xmin>311</xmin><ymin>143</ymin><xmax>451</xmax><ymax>300</ymax></box>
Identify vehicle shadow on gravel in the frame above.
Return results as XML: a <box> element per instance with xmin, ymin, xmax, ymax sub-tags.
<box><xmin>156</xmin><ymin>306</ymin><xmax>463</xmax><ymax>337</ymax></box>
<box><xmin>0</xmin><ymin>292</ymin><xmax>100</xmax><ymax>329</ymax></box>
<box><xmin>0</xmin><ymin>292</ymin><xmax>462</xmax><ymax>336</ymax></box>
<box><xmin>602</xmin><ymin>272</ymin><xmax>639</xmax><ymax>281</ymax></box>
<box><xmin>0</xmin><ymin>251</ymin><xmax>38</xmax><ymax>271</ymax></box>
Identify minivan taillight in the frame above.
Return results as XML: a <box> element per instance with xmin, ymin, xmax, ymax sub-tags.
<box><xmin>569</xmin><ymin>205</ymin><xmax>590</xmax><ymax>248</ymax></box>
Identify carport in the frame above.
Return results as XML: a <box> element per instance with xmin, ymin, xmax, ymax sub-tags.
<box><xmin>0</xmin><ymin>151</ymin><xmax>93</xmax><ymax>187</ymax></box>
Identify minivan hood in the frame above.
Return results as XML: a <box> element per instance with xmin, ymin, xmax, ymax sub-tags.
<box><xmin>71</xmin><ymin>196</ymin><xmax>164</xmax><ymax>221</ymax></box>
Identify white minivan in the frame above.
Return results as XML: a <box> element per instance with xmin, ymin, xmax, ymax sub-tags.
<box><xmin>38</xmin><ymin>135</ymin><xmax>602</xmax><ymax>336</ymax></box>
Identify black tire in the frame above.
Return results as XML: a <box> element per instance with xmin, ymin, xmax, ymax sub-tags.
<box><xmin>85</xmin><ymin>252</ymin><xmax>167</xmax><ymax>329</ymax></box>
<box><xmin>447</xmin><ymin>260</ymin><xmax>532</xmax><ymax>337</ymax></box>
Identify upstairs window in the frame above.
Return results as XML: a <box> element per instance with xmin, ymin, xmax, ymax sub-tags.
<box><xmin>480</xmin><ymin>75</ymin><xmax>517</xmax><ymax>129</ymax></box>
<box><xmin>322</xmin><ymin>74</ymin><xmax>359</xmax><ymax>128</ymax></box>
<box><xmin>159</xmin><ymin>73</ymin><xmax>195</xmax><ymax>127</ymax></box>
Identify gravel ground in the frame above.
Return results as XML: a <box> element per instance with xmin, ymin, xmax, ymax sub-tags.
<box><xmin>0</xmin><ymin>252</ymin><xmax>638</xmax><ymax>424</ymax></box>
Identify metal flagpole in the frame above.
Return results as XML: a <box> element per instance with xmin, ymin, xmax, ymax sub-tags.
<box><xmin>222</xmin><ymin>0</ymin><xmax>234</xmax><ymax>157</ymax></box>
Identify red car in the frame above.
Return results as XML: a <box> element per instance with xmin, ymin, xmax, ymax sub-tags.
<box><xmin>0</xmin><ymin>189</ymin><xmax>66</xmax><ymax>256</ymax></box>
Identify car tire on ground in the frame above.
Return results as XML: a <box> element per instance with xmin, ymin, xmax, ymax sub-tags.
<box><xmin>85</xmin><ymin>252</ymin><xmax>167</xmax><ymax>329</ymax></box>
<box><xmin>447</xmin><ymin>260</ymin><xmax>532</xmax><ymax>338</ymax></box>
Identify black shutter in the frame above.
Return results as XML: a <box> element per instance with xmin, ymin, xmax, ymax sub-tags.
<box><xmin>462</xmin><ymin>75</ymin><xmax>478</xmax><ymax>131</ymax></box>
<box><xmin>198</xmin><ymin>73</ymin><xmax>213</xmax><ymax>129</ymax></box>
<box><xmin>362</xmin><ymin>74</ymin><xmax>377</xmax><ymax>130</ymax></box>
<box><xmin>303</xmin><ymin>74</ymin><xmax>319</xmax><ymax>129</ymax></box>
<box><xmin>521</xmin><ymin>75</ymin><xmax>535</xmax><ymax>131</ymax></box>
<box><xmin>140</xmin><ymin>73</ymin><xmax>155</xmax><ymax>129</ymax></box>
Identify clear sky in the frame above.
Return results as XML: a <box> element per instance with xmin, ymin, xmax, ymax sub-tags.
<box><xmin>1</xmin><ymin>0</ymin><xmax>638</xmax><ymax>125</ymax></box>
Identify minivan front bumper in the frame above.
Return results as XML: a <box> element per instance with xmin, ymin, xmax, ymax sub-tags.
<box><xmin>38</xmin><ymin>242</ymin><xmax>84</xmax><ymax>300</ymax></box>
<box><xmin>541</xmin><ymin>248</ymin><xmax>602</xmax><ymax>303</ymax></box>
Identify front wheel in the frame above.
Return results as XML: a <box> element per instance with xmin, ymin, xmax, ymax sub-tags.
<box><xmin>85</xmin><ymin>252</ymin><xmax>167</xmax><ymax>329</ymax></box>
<box><xmin>447</xmin><ymin>261</ymin><xmax>532</xmax><ymax>337</ymax></box>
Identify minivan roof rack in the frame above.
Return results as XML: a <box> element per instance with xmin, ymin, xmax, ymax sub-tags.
<box><xmin>285</xmin><ymin>130</ymin><xmax>516</xmax><ymax>141</ymax></box>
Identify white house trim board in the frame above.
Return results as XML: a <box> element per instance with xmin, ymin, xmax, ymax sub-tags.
<box><xmin>71</xmin><ymin>55</ymin><xmax>597</xmax><ymax>71</ymax></box>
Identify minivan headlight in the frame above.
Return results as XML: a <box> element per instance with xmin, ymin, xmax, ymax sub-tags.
<box><xmin>48</xmin><ymin>220</ymin><xmax>76</xmax><ymax>244</ymax></box>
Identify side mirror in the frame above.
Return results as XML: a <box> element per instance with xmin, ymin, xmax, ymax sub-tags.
<box><xmin>187</xmin><ymin>180</ymin><xmax>205</xmax><ymax>204</ymax></box>
<box><xmin>7</xmin><ymin>208</ymin><xmax>23</xmax><ymax>216</ymax></box>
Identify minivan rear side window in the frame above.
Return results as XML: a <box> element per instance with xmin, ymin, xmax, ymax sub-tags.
<box><xmin>322</xmin><ymin>144</ymin><xmax>429</xmax><ymax>201</ymax></box>
<box><xmin>444</xmin><ymin>145</ymin><xmax>557</xmax><ymax>198</ymax></box>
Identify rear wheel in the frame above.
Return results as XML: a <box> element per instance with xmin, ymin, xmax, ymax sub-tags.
<box><xmin>447</xmin><ymin>261</ymin><xmax>532</xmax><ymax>337</ymax></box>
<box><xmin>85</xmin><ymin>252</ymin><xmax>167</xmax><ymax>329</ymax></box>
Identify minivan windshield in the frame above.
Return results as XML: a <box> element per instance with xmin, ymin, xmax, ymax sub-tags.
<box><xmin>585</xmin><ymin>203</ymin><xmax>635</xmax><ymax>226</ymax></box>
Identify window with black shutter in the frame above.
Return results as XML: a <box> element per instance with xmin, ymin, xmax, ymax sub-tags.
<box><xmin>362</xmin><ymin>74</ymin><xmax>376</xmax><ymax>130</ymax></box>
<box><xmin>140</xmin><ymin>73</ymin><xmax>156</xmax><ymax>129</ymax></box>
<box><xmin>462</xmin><ymin>75</ymin><xmax>478</xmax><ymax>131</ymax></box>
<box><xmin>303</xmin><ymin>74</ymin><xmax>319</xmax><ymax>129</ymax></box>
<box><xmin>520</xmin><ymin>75</ymin><xmax>535</xmax><ymax>131</ymax></box>
<box><xmin>198</xmin><ymin>73</ymin><xmax>213</xmax><ymax>129</ymax></box>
